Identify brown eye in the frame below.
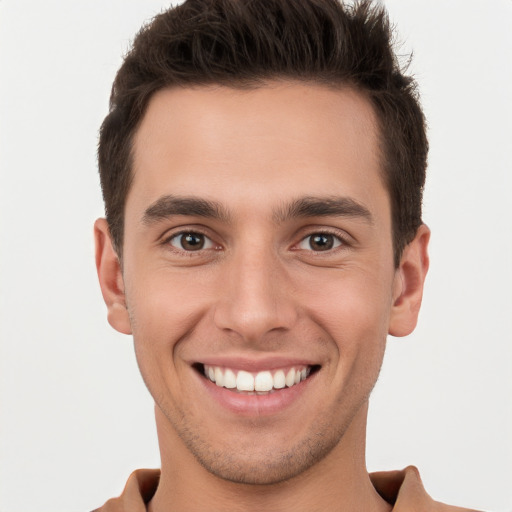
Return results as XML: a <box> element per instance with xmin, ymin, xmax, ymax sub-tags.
<box><xmin>169</xmin><ymin>232</ymin><xmax>214</xmax><ymax>251</ymax></box>
<box><xmin>310</xmin><ymin>234</ymin><xmax>333</xmax><ymax>251</ymax></box>
<box><xmin>298</xmin><ymin>233</ymin><xmax>342</xmax><ymax>251</ymax></box>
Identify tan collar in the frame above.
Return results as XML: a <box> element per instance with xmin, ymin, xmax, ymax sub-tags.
<box><xmin>371</xmin><ymin>466</ymin><xmax>479</xmax><ymax>512</ymax></box>
<box><xmin>94</xmin><ymin>466</ymin><xmax>478</xmax><ymax>511</ymax></box>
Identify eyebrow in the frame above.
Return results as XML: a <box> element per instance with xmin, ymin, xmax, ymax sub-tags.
<box><xmin>142</xmin><ymin>194</ymin><xmax>373</xmax><ymax>226</ymax></box>
<box><xmin>273</xmin><ymin>196</ymin><xmax>373</xmax><ymax>224</ymax></box>
<box><xmin>142</xmin><ymin>195</ymin><xmax>230</xmax><ymax>224</ymax></box>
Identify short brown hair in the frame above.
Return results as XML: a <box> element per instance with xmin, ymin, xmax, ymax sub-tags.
<box><xmin>98</xmin><ymin>0</ymin><xmax>427</xmax><ymax>266</ymax></box>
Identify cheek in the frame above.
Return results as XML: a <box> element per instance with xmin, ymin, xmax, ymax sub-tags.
<box><xmin>306</xmin><ymin>263</ymin><xmax>393</xmax><ymax>317</ymax></box>
<box><xmin>125</xmin><ymin>271</ymin><xmax>209</xmax><ymax>414</ymax></box>
<box><xmin>316</xmin><ymin>274</ymin><xmax>392</xmax><ymax>399</ymax></box>
<box><xmin>127</xmin><ymin>262</ymin><xmax>208</xmax><ymax>327</ymax></box>
<box><xmin>298</xmin><ymin>267</ymin><xmax>394</xmax><ymax>357</ymax></box>
<box><xmin>124</xmin><ymin>265</ymin><xmax>213</xmax><ymax>378</ymax></box>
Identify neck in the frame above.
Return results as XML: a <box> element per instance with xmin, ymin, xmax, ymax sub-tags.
<box><xmin>148</xmin><ymin>402</ymin><xmax>391</xmax><ymax>512</ymax></box>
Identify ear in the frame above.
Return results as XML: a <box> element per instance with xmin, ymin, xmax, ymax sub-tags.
<box><xmin>94</xmin><ymin>218</ymin><xmax>132</xmax><ymax>335</ymax></box>
<box><xmin>388</xmin><ymin>224</ymin><xmax>430</xmax><ymax>337</ymax></box>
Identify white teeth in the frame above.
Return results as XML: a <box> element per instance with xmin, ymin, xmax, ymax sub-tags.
<box><xmin>223</xmin><ymin>368</ymin><xmax>237</xmax><ymax>389</ymax></box>
<box><xmin>254</xmin><ymin>371</ymin><xmax>273</xmax><ymax>392</ymax></box>
<box><xmin>236</xmin><ymin>370</ymin><xmax>255</xmax><ymax>391</ymax></box>
<box><xmin>214</xmin><ymin>367</ymin><xmax>224</xmax><ymax>387</ymax></box>
<box><xmin>273</xmin><ymin>370</ymin><xmax>286</xmax><ymax>389</ymax></box>
<box><xmin>285</xmin><ymin>368</ymin><xmax>295</xmax><ymax>387</ymax></box>
<box><xmin>204</xmin><ymin>365</ymin><xmax>313</xmax><ymax>393</ymax></box>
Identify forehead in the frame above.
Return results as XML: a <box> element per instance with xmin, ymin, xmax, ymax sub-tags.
<box><xmin>129</xmin><ymin>82</ymin><xmax>387</xmax><ymax>221</ymax></box>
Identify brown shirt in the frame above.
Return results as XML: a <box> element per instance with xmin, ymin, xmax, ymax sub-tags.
<box><xmin>93</xmin><ymin>466</ymin><xmax>480</xmax><ymax>512</ymax></box>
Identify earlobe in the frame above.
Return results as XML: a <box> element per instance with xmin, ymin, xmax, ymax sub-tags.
<box><xmin>388</xmin><ymin>224</ymin><xmax>430</xmax><ymax>337</ymax></box>
<box><xmin>94</xmin><ymin>218</ymin><xmax>132</xmax><ymax>335</ymax></box>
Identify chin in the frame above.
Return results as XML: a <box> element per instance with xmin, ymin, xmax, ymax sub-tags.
<box><xmin>192</xmin><ymin>442</ymin><xmax>333</xmax><ymax>485</ymax></box>
<box><xmin>173</xmin><ymin>412</ymin><xmax>349</xmax><ymax>486</ymax></box>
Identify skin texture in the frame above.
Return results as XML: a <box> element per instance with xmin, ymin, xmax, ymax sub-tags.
<box><xmin>95</xmin><ymin>82</ymin><xmax>430</xmax><ymax>511</ymax></box>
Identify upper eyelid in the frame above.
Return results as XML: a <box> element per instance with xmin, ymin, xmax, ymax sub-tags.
<box><xmin>295</xmin><ymin>226</ymin><xmax>353</xmax><ymax>243</ymax></box>
<box><xmin>160</xmin><ymin>225</ymin><xmax>216</xmax><ymax>243</ymax></box>
<box><xmin>303</xmin><ymin>232</ymin><xmax>345</xmax><ymax>242</ymax></box>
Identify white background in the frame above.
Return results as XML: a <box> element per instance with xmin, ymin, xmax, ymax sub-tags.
<box><xmin>0</xmin><ymin>1</ymin><xmax>511</xmax><ymax>511</ymax></box>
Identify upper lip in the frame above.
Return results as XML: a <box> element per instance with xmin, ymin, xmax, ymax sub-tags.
<box><xmin>191</xmin><ymin>356</ymin><xmax>320</xmax><ymax>372</ymax></box>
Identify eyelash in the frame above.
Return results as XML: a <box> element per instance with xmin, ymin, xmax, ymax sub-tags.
<box><xmin>161</xmin><ymin>228</ymin><xmax>350</xmax><ymax>255</ymax></box>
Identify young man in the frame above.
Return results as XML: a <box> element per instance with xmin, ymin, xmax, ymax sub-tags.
<box><xmin>93</xmin><ymin>0</ymin><xmax>477</xmax><ymax>510</ymax></box>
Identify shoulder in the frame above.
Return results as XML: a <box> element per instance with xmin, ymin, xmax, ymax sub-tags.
<box><xmin>370</xmin><ymin>466</ymin><xmax>482</xmax><ymax>512</ymax></box>
<box><xmin>92</xmin><ymin>469</ymin><xmax>160</xmax><ymax>512</ymax></box>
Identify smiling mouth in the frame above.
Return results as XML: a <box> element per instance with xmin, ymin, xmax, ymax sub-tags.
<box><xmin>194</xmin><ymin>364</ymin><xmax>321</xmax><ymax>395</ymax></box>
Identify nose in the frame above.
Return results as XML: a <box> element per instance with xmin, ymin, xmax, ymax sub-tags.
<box><xmin>213</xmin><ymin>243</ymin><xmax>298</xmax><ymax>343</ymax></box>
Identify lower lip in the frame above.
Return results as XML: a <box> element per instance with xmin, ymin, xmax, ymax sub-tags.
<box><xmin>196</xmin><ymin>370</ymin><xmax>317</xmax><ymax>416</ymax></box>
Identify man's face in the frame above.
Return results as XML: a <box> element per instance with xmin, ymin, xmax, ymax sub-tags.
<box><xmin>112</xmin><ymin>83</ymin><xmax>406</xmax><ymax>484</ymax></box>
